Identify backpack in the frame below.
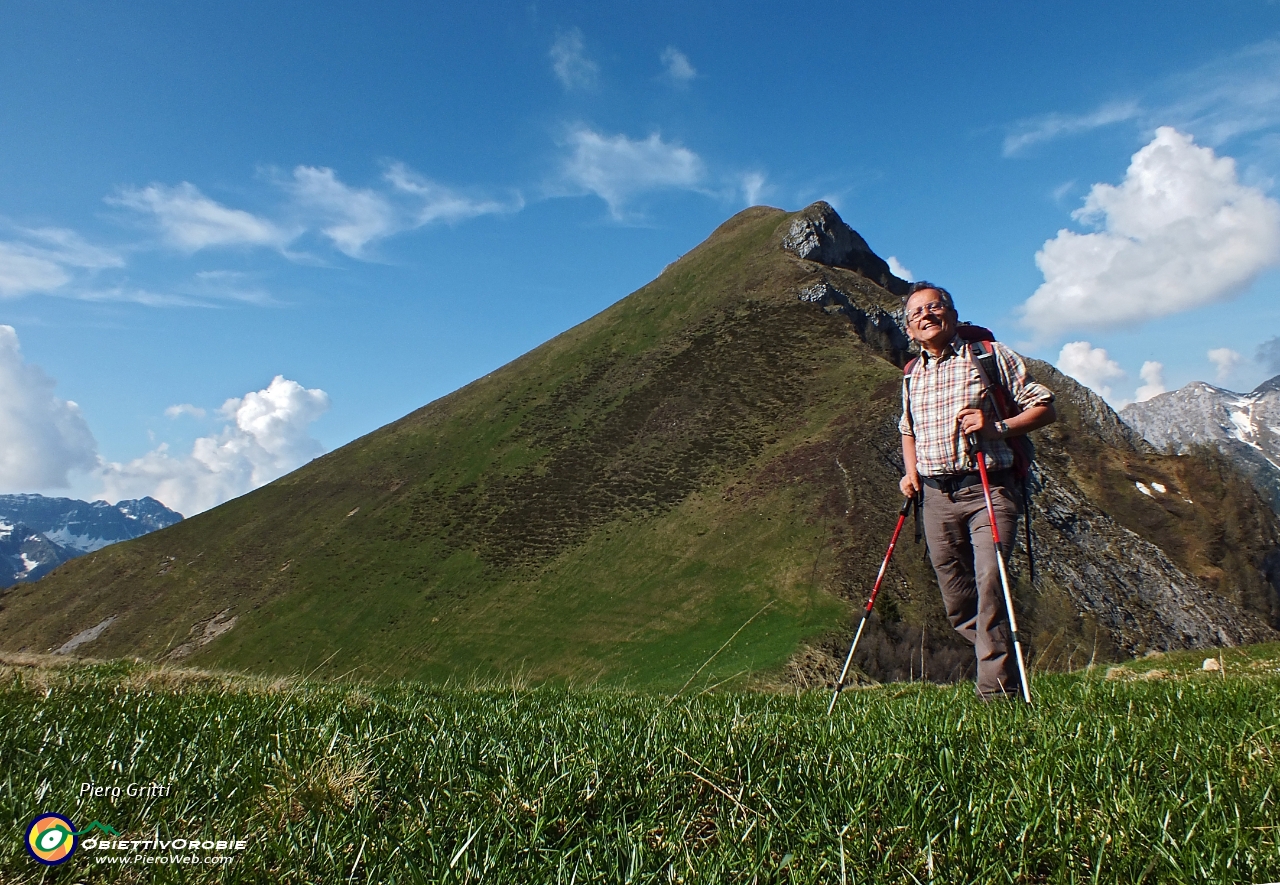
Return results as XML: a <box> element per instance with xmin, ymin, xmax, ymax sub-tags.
<box><xmin>903</xmin><ymin>322</ymin><xmax>1037</xmax><ymax>581</ymax></box>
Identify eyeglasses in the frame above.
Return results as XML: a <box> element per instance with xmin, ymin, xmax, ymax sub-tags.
<box><xmin>907</xmin><ymin>300</ymin><xmax>949</xmax><ymax>322</ymax></box>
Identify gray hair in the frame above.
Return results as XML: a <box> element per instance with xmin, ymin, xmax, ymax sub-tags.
<box><xmin>904</xmin><ymin>281</ymin><xmax>955</xmax><ymax>313</ymax></box>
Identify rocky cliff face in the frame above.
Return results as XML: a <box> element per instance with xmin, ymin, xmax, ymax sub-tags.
<box><xmin>786</xmin><ymin>211</ymin><xmax>1280</xmax><ymax>669</ymax></box>
<box><xmin>0</xmin><ymin>495</ymin><xmax>182</xmax><ymax>587</ymax></box>
<box><xmin>782</xmin><ymin>202</ymin><xmax>910</xmax><ymax>297</ymax></box>
<box><xmin>1121</xmin><ymin>379</ymin><xmax>1280</xmax><ymax>514</ymax></box>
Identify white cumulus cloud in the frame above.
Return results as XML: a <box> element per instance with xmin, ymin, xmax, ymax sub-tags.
<box><xmin>1021</xmin><ymin>127</ymin><xmax>1280</xmax><ymax>339</ymax></box>
<box><xmin>661</xmin><ymin>47</ymin><xmax>697</xmax><ymax>85</ymax></box>
<box><xmin>98</xmin><ymin>375</ymin><xmax>329</xmax><ymax>516</ymax></box>
<box><xmin>111</xmin><ymin>182</ymin><xmax>293</xmax><ymax>252</ymax></box>
<box><xmin>1135</xmin><ymin>360</ymin><xmax>1166</xmax><ymax>402</ymax></box>
<box><xmin>887</xmin><ymin>256</ymin><xmax>914</xmax><ymax>282</ymax></box>
<box><xmin>550</xmin><ymin>29</ymin><xmax>598</xmax><ymax>91</ymax></box>
<box><xmin>1056</xmin><ymin>341</ymin><xmax>1127</xmax><ymax>401</ymax></box>
<box><xmin>1207</xmin><ymin>347</ymin><xmax>1242</xmax><ymax>383</ymax></box>
<box><xmin>0</xmin><ymin>325</ymin><xmax>97</xmax><ymax>491</ymax></box>
<box><xmin>561</xmin><ymin>126</ymin><xmax>705</xmax><ymax>219</ymax></box>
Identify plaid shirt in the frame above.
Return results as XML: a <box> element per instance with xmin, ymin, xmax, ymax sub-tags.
<box><xmin>899</xmin><ymin>335</ymin><xmax>1054</xmax><ymax>476</ymax></box>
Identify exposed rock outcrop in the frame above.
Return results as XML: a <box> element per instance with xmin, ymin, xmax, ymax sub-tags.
<box><xmin>783</xmin><ymin>202</ymin><xmax>909</xmax><ymax>297</ymax></box>
<box><xmin>1030</xmin><ymin>461</ymin><xmax>1274</xmax><ymax>654</ymax></box>
<box><xmin>798</xmin><ymin>278</ymin><xmax>911</xmax><ymax>365</ymax></box>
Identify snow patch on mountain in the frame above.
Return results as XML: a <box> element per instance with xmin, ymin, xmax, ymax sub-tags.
<box><xmin>0</xmin><ymin>494</ymin><xmax>182</xmax><ymax>588</ymax></box>
<box><xmin>1121</xmin><ymin>375</ymin><xmax>1280</xmax><ymax>512</ymax></box>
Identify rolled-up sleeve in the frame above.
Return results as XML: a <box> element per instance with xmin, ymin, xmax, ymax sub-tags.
<box><xmin>993</xmin><ymin>342</ymin><xmax>1054</xmax><ymax>410</ymax></box>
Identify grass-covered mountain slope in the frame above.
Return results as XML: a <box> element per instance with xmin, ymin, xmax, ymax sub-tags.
<box><xmin>1</xmin><ymin>204</ymin><xmax>1277</xmax><ymax>686</ymax></box>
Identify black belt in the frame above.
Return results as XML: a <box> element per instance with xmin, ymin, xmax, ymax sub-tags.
<box><xmin>922</xmin><ymin>470</ymin><xmax>1010</xmax><ymax>494</ymax></box>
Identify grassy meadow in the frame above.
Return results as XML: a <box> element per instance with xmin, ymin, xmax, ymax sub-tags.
<box><xmin>2</xmin><ymin>646</ymin><xmax>1278</xmax><ymax>883</ymax></box>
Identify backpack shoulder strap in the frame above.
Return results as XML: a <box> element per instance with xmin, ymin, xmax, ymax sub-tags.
<box><xmin>969</xmin><ymin>338</ymin><xmax>998</xmax><ymax>379</ymax></box>
<box><xmin>966</xmin><ymin>339</ymin><xmax>1017</xmax><ymax>418</ymax></box>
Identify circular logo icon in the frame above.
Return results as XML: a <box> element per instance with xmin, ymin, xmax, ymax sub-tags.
<box><xmin>26</xmin><ymin>813</ymin><xmax>77</xmax><ymax>865</ymax></box>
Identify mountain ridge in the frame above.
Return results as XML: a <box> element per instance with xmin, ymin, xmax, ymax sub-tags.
<box><xmin>1121</xmin><ymin>377</ymin><xmax>1280</xmax><ymax>514</ymax></box>
<box><xmin>1</xmin><ymin>204</ymin><xmax>1275</xmax><ymax>685</ymax></box>
<box><xmin>0</xmin><ymin>494</ymin><xmax>182</xmax><ymax>586</ymax></box>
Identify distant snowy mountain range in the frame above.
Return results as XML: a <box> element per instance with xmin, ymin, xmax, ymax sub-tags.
<box><xmin>0</xmin><ymin>495</ymin><xmax>182</xmax><ymax>587</ymax></box>
<box><xmin>1121</xmin><ymin>375</ymin><xmax>1280</xmax><ymax>513</ymax></box>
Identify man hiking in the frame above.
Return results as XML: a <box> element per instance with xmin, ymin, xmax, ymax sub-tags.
<box><xmin>898</xmin><ymin>282</ymin><xmax>1056</xmax><ymax>700</ymax></box>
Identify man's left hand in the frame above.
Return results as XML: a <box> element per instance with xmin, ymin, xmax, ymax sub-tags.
<box><xmin>956</xmin><ymin>408</ymin><xmax>1000</xmax><ymax>440</ymax></box>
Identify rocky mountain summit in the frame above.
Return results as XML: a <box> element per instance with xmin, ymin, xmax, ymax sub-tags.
<box><xmin>1121</xmin><ymin>378</ymin><xmax>1280</xmax><ymax>514</ymax></box>
<box><xmin>782</xmin><ymin>202</ymin><xmax>910</xmax><ymax>297</ymax></box>
<box><xmin>0</xmin><ymin>495</ymin><xmax>182</xmax><ymax>587</ymax></box>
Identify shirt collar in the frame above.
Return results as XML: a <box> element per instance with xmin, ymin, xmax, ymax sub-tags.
<box><xmin>918</xmin><ymin>332</ymin><xmax>962</xmax><ymax>365</ymax></box>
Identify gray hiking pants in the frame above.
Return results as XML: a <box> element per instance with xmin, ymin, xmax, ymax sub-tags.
<box><xmin>921</xmin><ymin>475</ymin><xmax>1021</xmax><ymax>698</ymax></box>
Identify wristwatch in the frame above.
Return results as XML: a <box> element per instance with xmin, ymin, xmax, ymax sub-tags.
<box><xmin>995</xmin><ymin>420</ymin><xmax>1009</xmax><ymax>438</ymax></box>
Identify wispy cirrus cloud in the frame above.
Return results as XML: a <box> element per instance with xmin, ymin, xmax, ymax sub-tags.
<box><xmin>559</xmin><ymin>126</ymin><xmax>705</xmax><ymax>219</ymax></box>
<box><xmin>660</xmin><ymin>47</ymin><xmax>697</xmax><ymax>86</ymax></box>
<box><xmin>740</xmin><ymin>171</ymin><xmax>768</xmax><ymax>207</ymax></box>
<box><xmin>0</xmin><ymin>226</ymin><xmax>126</xmax><ymax>299</ymax></box>
<box><xmin>550</xmin><ymin>29</ymin><xmax>598</xmax><ymax>91</ymax></box>
<box><xmin>1159</xmin><ymin>39</ymin><xmax>1280</xmax><ymax>149</ymax></box>
<box><xmin>110</xmin><ymin>182</ymin><xmax>295</xmax><ymax>252</ymax></box>
<box><xmin>286</xmin><ymin>163</ymin><xmax>522</xmax><ymax>257</ymax></box>
<box><xmin>1004</xmin><ymin>39</ymin><xmax>1280</xmax><ymax>158</ymax></box>
<box><xmin>384</xmin><ymin>162</ymin><xmax>524</xmax><ymax>226</ymax></box>
<box><xmin>286</xmin><ymin>166</ymin><xmax>398</xmax><ymax>258</ymax></box>
<box><xmin>2</xmin><ymin>157</ymin><xmax>523</xmax><ymax>308</ymax></box>
<box><xmin>1003</xmin><ymin>101</ymin><xmax>1141</xmax><ymax>157</ymax></box>
<box><xmin>0</xmin><ymin>243</ymin><xmax>72</xmax><ymax>298</ymax></box>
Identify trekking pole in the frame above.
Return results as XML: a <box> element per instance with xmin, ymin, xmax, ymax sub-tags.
<box><xmin>968</xmin><ymin>435</ymin><xmax>1033</xmax><ymax>704</ymax></box>
<box><xmin>827</xmin><ymin>496</ymin><xmax>914</xmax><ymax>715</ymax></box>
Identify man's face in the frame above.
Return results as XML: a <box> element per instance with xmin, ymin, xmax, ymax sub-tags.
<box><xmin>904</xmin><ymin>289</ymin><xmax>957</xmax><ymax>349</ymax></box>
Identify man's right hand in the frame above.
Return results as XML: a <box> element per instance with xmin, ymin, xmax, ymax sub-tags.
<box><xmin>899</xmin><ymin>472</ymin><xmax>920</xmax><ymax>498</ymax></box>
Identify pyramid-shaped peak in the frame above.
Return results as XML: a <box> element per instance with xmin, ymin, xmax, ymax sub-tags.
<box><xmin>781</xmin><ymin>202</ymin><xmax>909</xmax><ymax>296</ymax></box>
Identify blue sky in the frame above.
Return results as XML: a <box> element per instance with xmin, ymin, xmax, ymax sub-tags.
<box><xmin>2</xmin><ymin>1</ymin><xmax>1280</xmax><ymax>513</ymax></box>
